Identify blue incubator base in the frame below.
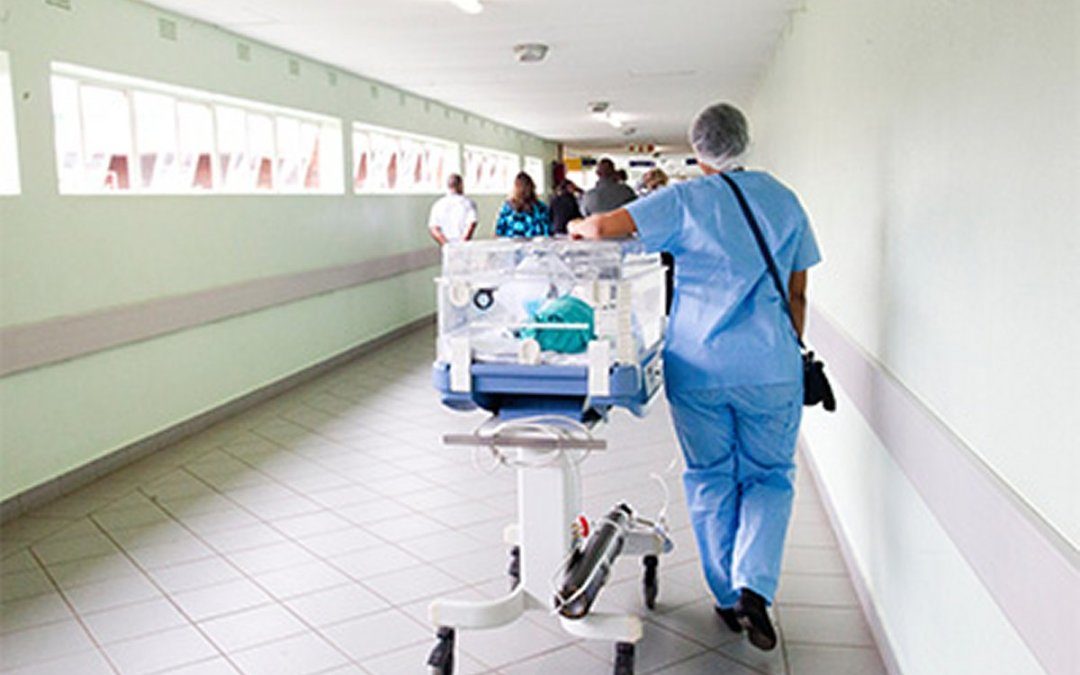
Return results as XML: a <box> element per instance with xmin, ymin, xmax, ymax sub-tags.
<box><xmin>432</xmin><ymin>347</ymin><xmax>663</xmax><ymax>421</ymax></box>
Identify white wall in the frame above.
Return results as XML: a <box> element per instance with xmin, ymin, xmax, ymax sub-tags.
<box><xmin>749</xmin><ymin>0</ymin><xmax>1078</xmax><ymax>672</ymax></box>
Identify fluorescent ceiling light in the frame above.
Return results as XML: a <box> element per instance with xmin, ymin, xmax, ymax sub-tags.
<box><xmin>591</xmin><ymin>109</ymin><xmax>629</xmax><ymax>130</ymax></box>
<box><xmin>447</xmin><ymin>0</ymin><xmax>483</xmax><ymax>14</ymax></box>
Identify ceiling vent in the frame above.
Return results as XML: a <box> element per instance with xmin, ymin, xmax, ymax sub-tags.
<box><xmin>513</xmin><ymin>43</ymin><xmax>549</xmax><ymax>63</ymax></box>
<box><xmin>158</xmin><ymin>17</ymin><xmax>178</xmax><ymax>41</ymax></box>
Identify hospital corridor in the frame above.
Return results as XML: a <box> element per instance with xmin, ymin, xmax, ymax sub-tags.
<box><xmin>0</xmin><ymin>1</ymin><xmax>1076</xmax><ymax>675</ymax></box>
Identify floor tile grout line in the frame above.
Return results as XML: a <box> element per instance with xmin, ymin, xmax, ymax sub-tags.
<box><xmin>240</xmin><ymin>418</ymin><xmax>478</xmax><ymax>515</ymax></box>
<box><xmin>25</xmin><ymin>546</ymin><xmax>124</xmax><ymax>675</ymax></box>
<box><xmin>635</xmin><ymin>597</ymin><xmax>796</xmax><ymax>675</ymax></box>
<box><xmin>46</xmin><ymin>425</ymin><xmax>236</xmax><ymax>517</ymax></box>
<box><xmin>199</xmin><ymin>429</ymin><xmax>517</xmax><ymax>574</ymax></box>
<box><xmin>233</xmin><ymin>372</ymin><xmax>539</xmax><ymax>495</ymax></box>
<box><xmin>85</xmin><ymin>515</ymin><xmax>248</xmax><ymax>674</ymax></box>
<box><xmin>125</xmin><ymin>486</ymin><xmax>371</xmax><ymax>672</ymax></box>
<box><xmin>173</xmin><ymin>455</ymin><xmax>455</xmax><ymax>571</ymax></box>
<box><xmin>775</xmin><ymin>600</ymin><xmax>863</xmax><ymax>610</ymax></box>
<box><xmin>778</xmin><ymin>608</ymin><xmax>794</xmax><ymax>675</ymax></box>
<box><xmin>781</xmin><ymin>637</ymin><xmax>880</xmax><ymax>650</ymax></box>
<box><xmin>155</xmin><ymin>468</ymin><xmax>466</xmax><ymax>668</ymax></box>
<box><xmin>175</xmin><ymin>404</ymin><xmax>609</xmax><ymax>671</ymax></box>
<box><xmin>472</xmin><ymin>638</ymin><xmax>596</xmax><ymax>673</ymax></box>
<box><xmin>2</xmin><ymin>440</ymin><xmax>230</xmax><ymax>561</ymax></box>
<box><xmin>173</xmin><ymin>463</ymin><xmax>525</xmax><ymax>618</ymax></box>
<box><xmin>144</xmin><ymin>654</ymin><xmax>240</xmax><ymax>675</ymax></box>
<box><xmin>250</xmin><ymin>393</ymin><xmax>416</xmax><ymax>452</ymax></box>
<box><xmin>641</xmin><ymin>648</ymin><xmax>738</xmax><ymax>675</ymax></box>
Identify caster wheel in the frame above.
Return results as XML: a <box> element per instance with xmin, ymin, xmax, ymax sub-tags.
<box><xmin>642</xmin><ymin>554</ymin><xmax>659</xmax><ymax>610</ymax></box>
<box><xmin>427</xmin><ymin>627</ymin><xmax>455</xmax><ymax>675</ymax></box>
<box><xmin>614</xmin><ymin>641</ymin><xmax>635</xmax><ymax>675</ymax></box>
<box><xmin>508</xmin><ymin>545</ymin><xmax>521</xmax><ymax>590</ymax></box>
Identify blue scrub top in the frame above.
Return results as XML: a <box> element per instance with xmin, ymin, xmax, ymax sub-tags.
<box><xmin>625</xmin><ymin>170</ymin><xmax>821</xmax><ymax>391</ymax></box>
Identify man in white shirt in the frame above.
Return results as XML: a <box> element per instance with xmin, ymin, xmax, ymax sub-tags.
<box><xmin>428</xmin><ymin>174</ymin><xmax>478</xmax><ymax>245</ymax></box>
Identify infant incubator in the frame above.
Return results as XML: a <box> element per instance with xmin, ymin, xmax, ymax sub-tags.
<box><xmin>426</xmin><ymin>239</ymin><xmax>675</xmax><ymax>675</ymax></box>
<box><xmin>433</xmin><ymin>238</ymin><xmax>666</xmax><ymax>420</ymax></box>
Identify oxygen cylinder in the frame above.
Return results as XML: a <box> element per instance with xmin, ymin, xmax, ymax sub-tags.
<box><xmin>556</xmin><ymin>503</ymin><xmax>632</xmax><ymax>619</ymax></box>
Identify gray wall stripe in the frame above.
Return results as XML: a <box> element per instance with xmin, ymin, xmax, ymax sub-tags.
<box><xmin>808</xmin><ymin>306</ymin><xmax>1079</xmax><ymax>675</ymax></box>
<box><xmin>0</xmin><ymin>315</ymin><xmax>435</xmax><ymax>522</ymax></box>
<box><xmin>0</xmin><ymin>248</ymin><xmax>440</xmax><ymax>377</ymax></box>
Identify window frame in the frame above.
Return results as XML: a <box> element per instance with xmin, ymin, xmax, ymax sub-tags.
<box><xmin>463</xmin><ymin>144</ymin><xmax>521</xmax><ymax>195</ymax></box>
<box><xmin>0</xmin><ymin>51</ymin><xmax>21</xmax><ymax>196</ymax></box>
<box><xmin>523</xmin><ymin>155</ymin><xmax>545</xmax><ymax>195</ymax></box>
<box><xmin>350</xmin><ymin>121</ymin><xmax>460</xmax><ymax>195</ymax></box>
<box><xmin>49</xmin><ymin>62</ymin><xmax>344</xmax><ymax>196</ymax></box>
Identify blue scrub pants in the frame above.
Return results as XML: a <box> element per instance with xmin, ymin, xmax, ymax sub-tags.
<box><xmin>667</xmin><ymin>382</ymin><xmax>802</xmax><ymax>607</ymax></box>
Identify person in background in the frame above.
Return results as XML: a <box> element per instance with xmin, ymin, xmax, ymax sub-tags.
<box><xmin>428</xmin><ymin>173</ymin><xmax>478</xmax><ymax>245</ymax></box>
<box><xmin>635</xmin><ymin>167</ymin><xmax>675</xmax><ymax>312</ymax></box>
<box><xmin>495</xmin><ymin>172</ymin><xmax>552</xmax><ymax>238</ymax></box>
<box><xmin>638</xmin><ymin>167</ymin><xmax>669</xmax><ymax>196</ymax></box>
<box><xmin>569</xmin><ymin>102</ymin><xmax>821</xmax><ymax>652</ymax></box>
<box><xmin>582</xmin><ymin>158</ymin><xmax>637</xmax><ymax>215</ymax></box>
<box><xmin>616</xmin><ymin>168</ymin><xmax>629</xmax><ymax>184</ymax></box>
<box><xmin>549</xmin><ymin>180</ymin><xmax>583</xmax><ymax>235</ymax></box>
<box><xmin>569</xmin><ymin>180</ymin><xmax>586</xmax><ymax>212</ymax></box>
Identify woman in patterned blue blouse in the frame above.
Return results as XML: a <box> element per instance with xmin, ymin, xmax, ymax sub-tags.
<box><xmin>495</xmin><ymin>172</ymin><xmax>552</xmax><ymax>238</ymax></box>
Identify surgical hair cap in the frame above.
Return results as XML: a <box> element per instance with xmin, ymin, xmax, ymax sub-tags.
<box><xmin>689</xmin><ymin>103</ymin><xmax>750</xmax><ymax>170</ymax></box>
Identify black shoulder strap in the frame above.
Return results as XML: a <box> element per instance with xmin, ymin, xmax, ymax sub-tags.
<box><xmin>719</xmin><ymin>173</ymin><xmax>805</xmax><ymax>349</ymax></box>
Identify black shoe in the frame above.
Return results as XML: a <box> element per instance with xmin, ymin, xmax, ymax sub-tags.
<box><xmin>734</xmin><ymin>588</ymin><xmax>777</xmax><ymax>651</ymax></box>
<box><xmin>714</xmin><ymin>606</ymin><xmax>742</xmax><ymax>633</ymax></box>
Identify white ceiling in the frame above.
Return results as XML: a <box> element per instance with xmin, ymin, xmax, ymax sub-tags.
<box><xmin>143</xmin><ymin>0</ymin><xmax>801</xmax><ymax>148</ymax></box>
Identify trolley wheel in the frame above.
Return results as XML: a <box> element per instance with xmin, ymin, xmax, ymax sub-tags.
<box><xmin>642</xmin><ymin>554</ymin><xmax>659</xmax><ymax>610</ymax></box>
<box><xmin>614</xmin><ymin>641</ymin><xmax>635</xmax><ymax>675</ymax></box>
<box><xmin>427</xmin><ymin>627</ymin><xmax>455</xmax><ymax>675</ymax></box>
<box><xmin>508</xmin><ymin>545</ymin><xmax>521</xmax><ymax>590</ymax></box>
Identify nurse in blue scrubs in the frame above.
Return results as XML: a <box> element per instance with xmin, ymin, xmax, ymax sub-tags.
<box><xmin>569</xmin><ymin>103</ymin><xmax>821</xmax><ymax>651</ymax></box>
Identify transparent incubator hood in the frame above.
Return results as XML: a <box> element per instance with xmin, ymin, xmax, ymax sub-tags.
<box><xmin>436</xmin><ymin>238</ymin><xmax>665</xmax><ymax>368</ymax></box>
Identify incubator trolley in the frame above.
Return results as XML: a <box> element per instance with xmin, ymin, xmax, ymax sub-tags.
<box><xmin>427</xmin><ymin>239</ymin><xmax>674</xmax><ymax>675</ymax></box>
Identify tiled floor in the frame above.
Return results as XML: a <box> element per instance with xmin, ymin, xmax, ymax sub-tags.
<box><xmin>0</xmin><ymin>327</ymin><xmax>887</xmax><ymax>674</ymax></box>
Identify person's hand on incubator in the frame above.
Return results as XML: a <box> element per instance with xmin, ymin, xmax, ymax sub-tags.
<box><xmin>568</xmin><ymin>209</ymin><xmax>636</xmax><ymax>240</ymax></box>
<box><xmin>567</xmin><ymin>217</ymin><xmax>599</xmax><ymax>239</ymax></box>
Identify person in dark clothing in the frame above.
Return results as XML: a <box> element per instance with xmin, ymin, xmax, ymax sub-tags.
<box><xmin>582</xmin><ymin>158</ymin><xmax>637</xmax><ymax>215</ymax></box>
<box><xmin>549</xmin><ymin>180</ymin><xmax>583</xmax><ymax>235</ymax></box>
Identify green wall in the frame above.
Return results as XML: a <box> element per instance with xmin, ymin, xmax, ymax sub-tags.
<box><xmin>0</xmin><ymin>0</ymin><xmax>557</xmax><ymax>501</ymax></box>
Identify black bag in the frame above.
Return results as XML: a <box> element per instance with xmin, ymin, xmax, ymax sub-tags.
<box><xmin>720</xmin><ymin>173</ymin><xmax>836</xmax><ymax>412</ymax></box>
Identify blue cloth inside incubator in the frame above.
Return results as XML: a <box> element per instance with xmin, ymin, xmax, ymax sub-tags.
<box><xmin>521</xmin><ymin>296</ymin><xmax>595</xmax><ymax>354</ymax></box>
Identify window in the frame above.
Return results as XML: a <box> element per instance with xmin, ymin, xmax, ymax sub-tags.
<box><xmin>0</xmin><ymin>52</ymin><xmax>20</xmax><ymax>195</ymax></box>
<box><xmin>178</xmin><ymin>102</ymin><xmax>215</xmax><ymax>190</ymax></box>
<box><xmin>49</xmin><ymin>62</ymin><xmax>343</xmax><ymax>195</ymax></box>
<box><xmin>351</xmin><ymin>122</ymin><xmax>459</xmax><ymax>194</ymax></box>
<box><xmin>523</xmin><ymin>155</ymin><xmax>545</xmax><ymax>195</ymax></box>
<box><xmin>463</xmin><ymin>145</ymin><xmax>520</xmax><ymax>195</ymax></box>
<box><xmin>133</xmin><ymin>91</ymin><xmax>178</xmax><ymax>191</ymax></box>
